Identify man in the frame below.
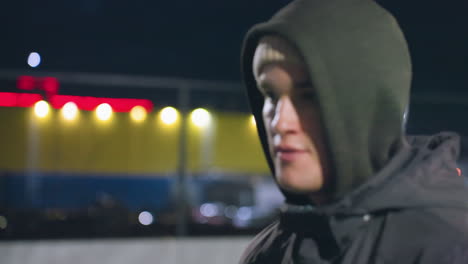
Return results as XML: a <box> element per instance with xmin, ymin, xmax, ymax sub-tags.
<box><xmin>239</xmin><ymin>0</ymin><xmax>468</xmax><ymax>263</ymax></box>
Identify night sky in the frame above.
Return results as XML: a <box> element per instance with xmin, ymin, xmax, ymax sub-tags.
<box><xmin>2</xmin><ymin>0</ymin><xmax>291</xmax><ymax>81</ymax></box>
<box><xmin>2</xmin><ymin>0</ymin><xmax>468</xmax><ymax>88</ymax></box>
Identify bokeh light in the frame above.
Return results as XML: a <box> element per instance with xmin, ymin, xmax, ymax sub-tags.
<box><xmin>200</xmin><ymin>203</ymin><xmax>219</xmax><ymax>217</ymax></box>
<box><xmin>34</xmin><ymin>100</ymin><xmax>50</xmax><ymax>118</ymax></box>
<box><xmin>96</xmin><ymin>103</ymin><xmax>112</xmax><ymax>121</ymax></box>
<box><xmin>160</xmin><ymin>107</ymin><xmax>178</xmax><ymax>125</ymax></box>
<box><xmin>61</xmin><ymin>102</ymin><xmax>78</xmax><ymax>121</ymax></box>
<box><xmin>130</xmin><ymin>105</ymin><xmax>147</xmax><ymax>122</ymax></box>
<box><xmin>236</xmin><ymin>206</ymin><xmax>253</xmax><ymax>221</ymax></box>
<box><xmin>224</xmin><ymin>206</ymin><xmax>238</xmax><ymax>219</ymax></box>
<box><xmin>138</xmin><ymin>211</ymin><xmax>154</xmax><ymax>226</ymax></box>
<box><xmin>191</xmin><ymin>108</ymin><xmax>211</xmax><ymax>128</ymax></box>
<box><xmin>27</xmin><ymin>52</ymin><xmax>41</xmax><ymax>68</ymax></box>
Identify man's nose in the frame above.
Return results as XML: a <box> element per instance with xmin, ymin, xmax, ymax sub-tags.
<box><xmin>271</xmin><ymin>97</ymin><xmax>300</xmax><ymax>135</ymax></box>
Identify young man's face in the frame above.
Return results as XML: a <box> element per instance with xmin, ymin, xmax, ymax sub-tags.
<box><xmin>255</xmin><ymin>61</ymin><xmax>330</xmax><ymax>194</ymax></box>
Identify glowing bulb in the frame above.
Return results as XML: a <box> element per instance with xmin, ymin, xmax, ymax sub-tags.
<box><xmin>96</xmin><ymin>103</ymin><xmax>112</xmax><ymax>121</ymax></box>
<box><xmin>191</xmin><ymin>108</ymin><xmax>211</xmax><ymax>128</ymax></box>
<box><xmin>34</xmin><ymin>100</ymin><xmax>49</xmax><ymax>118</ymax></box>
<box><xmin>160</xmin><ymin>107</ymin><xmax>178</xmax><ymax>125</ymax></box>
<box><xmin>27</xmin><ymin>52</ymin><xmax>41</xmax><ymax>67</ymax></box>
<box><xmin>130</xmin><ymin>105</ymin><xmax>147</xmax><ymax>122</ymax></box>
<box><xmin>62</xmin><ymin>102</ymin><xmax>78</xmax><ymax>121</ymax></box>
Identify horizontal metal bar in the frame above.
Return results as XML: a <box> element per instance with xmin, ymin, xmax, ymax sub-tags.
<box><xmin>0</xmin><ymin>69</ymin><xmax>244</xmax><ymax>92</ymax></box>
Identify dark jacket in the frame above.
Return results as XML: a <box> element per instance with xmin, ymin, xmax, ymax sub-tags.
<box><xmin>239</xmin><ymin>0</ymin><xmax>468</xmax><ymax>263</ymax></box>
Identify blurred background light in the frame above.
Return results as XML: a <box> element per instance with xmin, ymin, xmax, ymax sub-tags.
<box><xmin>49</xmin><ymin>95</ymin><xmax>153</xmax><ymax>112</ymax></box>
<box><xmin>17</xmin><ymin>76</ymin><xmax>35</xmax><ymax>90</ymax></box>
<box><xmin>27</xmin><ymin>52</ymin><xmax>41</xmax><ymax>68</ymax></box>
<box><xmin>42</xmin><ymin>77</ymin><xmax>60</xmax><ymax>96</ymax></box>
<box><xmin>96</xmin><ymin>103</ymin><xmax>112</xmax><ymax>121</ymax></box>
<box><xmin>138</xmin><ymin>211</ymin><xmax>154</xmax><ymax>226</ymax></box>
<box><xmin>0</xmin><ymin>215</ymin><xmax>7</xmax><ymax>229</ymax></box>
<box><xmin>130</xmin><ymin>105</ymin><xmax>147</xmax><ymax>122</ymax></box>
<box><xmin>61</xmin><ymin>102</ymin><xmax>78</xmax><ymax>121</ymax></box>
<box><xmin>160</xmin><ymin>106</ymin><xmax>178</xmax><ymax>125</ymax></box>
<box><xmin>236</xmin><ymin>206</ymin><xmax>252</xmax><ymax>221</ymax></box>
<box><xmin>191</xmin><ymin>108</ymin><xmax>211</xmax><ymax>128</ymax></box>
<box><xmin>200</xmin><ymin>203</ymin><xmax>219</xmax><ymax>218</ymax></box>
<box><xmin>224</xmin><ymin>205</ymin><xmax>238</xmax><ymax>219</ymax></box>
<box><xmin>0</xmin><ymin>92</ymin><xmax>19</xmax><ymax>107</ymax></box>
<box><xmin>34</xmin><ymin>100</ymin><xmax>50</xmax><ymax>118</ymax></box>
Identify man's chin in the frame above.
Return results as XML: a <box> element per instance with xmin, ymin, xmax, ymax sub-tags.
<box><xmin>277</xmin><ymin>177</ymin><xmax>323</xmax><ymax>194</ymax></box>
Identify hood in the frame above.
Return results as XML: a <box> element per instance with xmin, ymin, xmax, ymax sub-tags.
<box><xmin>350</xmin><ymin>132</ymin><xmax>468</xmax><ymax>213</ymax></box>
<box><xmin>241</xmin><ymin>0</ymin><xmax>412</xmax><ymax>203</ymax></box>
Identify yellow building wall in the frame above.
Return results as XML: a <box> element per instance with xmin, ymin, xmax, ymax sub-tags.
<box><xmin>0</xmin><ymin>107</ymin><xmax>28</xmax><ymax>171</ymax></box>
<box><xmin>213</xmin><ymin>113</ymin><xmax>268</xmax><ymax>173</ymax></box>
<box><xmin>0</xmin><ymin>107</ymin><xmax>269</xmax><ymax>175</ymax></box>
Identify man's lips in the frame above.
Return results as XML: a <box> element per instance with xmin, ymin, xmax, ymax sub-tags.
<box><xmin>274</xmin><ymin>144</ymin><xmax>308</xmax><ymax>152</ymax></box>
<box><xmin>274</xmin><ymin>145</ymin><xmax>308</xmax><ymax>161</ymax></box>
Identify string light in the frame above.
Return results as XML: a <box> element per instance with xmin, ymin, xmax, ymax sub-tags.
<box><xmin>160</xmin><ymin>107</ymin><xmax>179</xmax><ymax>125</ymax></box>
<box><xmin>62</xmin><ymin>102</ymin><xmax>78</xmax><ymax>121</ymax></box>
<box><xmin>96</xmin><ymin>103</ymin><xmax>112</xmax><ymax>121</ymax></box>
<box><xmin>191</xmin><ymin>108</ymin><xmax>211</xmax><ymax>128</ymax></box>
<box><xmin>34</xmin><ymin>100</ymin><xmax>50</xmax><ymax>118</ymax></box>
<box><xmin>130</xmin><ymin>105</ymin><xmax>147</xmax><ymax>122</ymax></box>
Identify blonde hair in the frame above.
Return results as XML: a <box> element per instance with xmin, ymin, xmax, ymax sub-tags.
<box><xmin>252</xmin><ymin>36</ymin><xmax>304</xmax><ymax>80</ymax></box>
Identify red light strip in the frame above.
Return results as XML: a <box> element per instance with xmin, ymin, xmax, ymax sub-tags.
<box><xmin>0</xmin><ymin>92</ymin><xmax>43</xmax><ymax>107</ymax></box>
<box><xmin>18</xmin><ymin>93</ymin><xmax>43</xmax><ymax>107</ymax></box>
<box><xmin>0</xmin><ymin>92</ymin><xmax>154</xmax><ymax>112</ymax></box>
<box><xmin>0</xmin><ymin>92</ymin><xmax>18</xmax><ymax>107</ymax></box>
<box><xmin>49</xmin><ymin>95</ymin><xmax>153</xmax><ymax>112</ymax></box>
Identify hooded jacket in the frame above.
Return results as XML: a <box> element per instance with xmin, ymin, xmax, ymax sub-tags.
<box><xmin>239</xmin><ymin>0</ymin><xmax>468</xmax><ymax>263</ymax></box>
